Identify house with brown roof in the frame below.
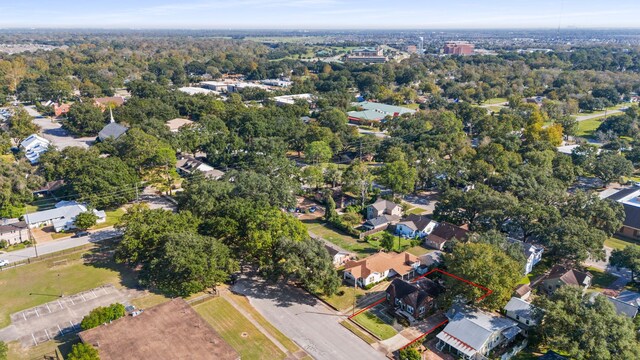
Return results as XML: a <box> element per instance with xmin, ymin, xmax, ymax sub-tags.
<box><xmin>541</xmin><ymin>265</ymin><xmax>592</xmax><ymax>294</ymax></box>
<box><xmin>386</xmin><ymin>278</ymin><xmax>444</xmax><ymax>323</ymax></box>
<box><xmin>343</xmin><ymin>251</ymin><xmax>420</xmax><ymax>288</ymax></box>
<box><xmin>424</xmin><ymin>222</ymin><xmax>469</xmax><ymax>250</ymax></box>
<box><xmin>53</xmin><ymin>103</ymin><xmax>71</xmax><ymax>117</ymax></box>
<box><xmin>79</xmin><ymin>298</ymin><xmax>239</xmax><ymax>360</ymax></box>
<box><xmin>166</xmin><ymin>118</ymin><xmax>194</xmax><ymax>132</ymax></box>
<box><xmin>93</xmin><ymin>96</ymin><xmax>125</xmax><ymax>111</ymax></box>
<box><xmin>0</xmin><ymin>220</ymin><xmax>29</xmax><ymax>245</ymax></box>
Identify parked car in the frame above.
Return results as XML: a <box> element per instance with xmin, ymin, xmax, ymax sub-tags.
<box><xmin>72</xmin><ymin>231</ymin><xmax>90</xmax><ymax>238</ymax></box>
<box><xmin>309</xmin><ymin>206</ymin><xmax>317</xmax><ymax>213</ymax></box>
<box><xmin>0</xmin><ymin>259</ymin><xmax>9</xmax><ymax>267</ymax></box>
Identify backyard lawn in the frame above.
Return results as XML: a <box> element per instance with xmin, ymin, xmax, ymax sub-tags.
<box><xmin>194</xmin><ymin>297</ymin><xmax>287</xmax><ymax>360</ymax></box>
<box><xmin>94</xmin><ymin>207</ymin><xmax>126</xmax><ymax>229</ymax></box>
<box><xmin>587</xmin><ymin>267</ymin><xmax>619</xmax><ymax>290</ymax></box>
<box><xmin>483</xmin><ymin>97</ymin><xmax>508</xmax><ymax>105</ymax></box>
<box><xmin>351</xmin><ymin>311</ymin><xmax>397</xmax><ymax>340</ymax></box>
<box><xmin>303</xmin><ymin>219</ymin><xmax>378</xmax><ymax>256</ymax></box>
<box><xmin>406</xmin><ymin>245</ymin><xmax>431</xmax><ymax>256</ymax></box>
<box><xmin>604</xmin><ymin>236</ymin><xmax>640</xmax><ymax>250</ymax></box>
<box><xmin>0</xmin><ymin>246</ymin><xmax>134</xmax><ymax>328</ymax></box>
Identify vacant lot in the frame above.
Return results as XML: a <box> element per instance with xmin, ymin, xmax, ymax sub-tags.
<box><xmin>194</xmin><ymin>297</ymin><xmax>287</xmax><ymax>360</ymax></box>
<box><xmin>575</xmin><ymin>118</ymin><xmax>603</xmax><ymax>137</ymax></box>
<box><xmin>304</xmin><ymin>219</ymin><xmax>378</xmax><ymax>256</ymax></box>
<box><xmin>321</xmin><ymin>284</ymin><xmax>367</xmax><ymax>311</ymax></box>
<box><xmin>0</xmin><ymin>247</ymin><xmax>134</xmax><ymax>328</ymax></box>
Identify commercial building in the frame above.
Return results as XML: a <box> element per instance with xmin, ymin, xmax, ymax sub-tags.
<box><xmin>346</xmin><ymin>47</ymin><xmax>387</xmax><ymax>63</ymax></box>
<box><xmin>79</xmin><ymin>298</ymin><xmax>239</xmax><ymax>360</ymax></box>
<box><xmin>443</xmin><ymin>42</ymin><xmax>475</xmax><ymax>55</ymax></box>
<box><xmin>178</xmin><ymin>86</ymin><xmax>218</xmax><ymax>96</ymax></box>
<box><xmin>347</xmin><ymin>101</ymin><xmax>416</xmax><ymax>124</ymax></box>
<box><xmin>272</xmin><ymin>93</ymin><xmax>316</xmax><ymax>106</ymax></box>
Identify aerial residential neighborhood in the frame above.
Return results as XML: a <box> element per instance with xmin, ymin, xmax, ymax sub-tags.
<box><xmin>1</xmin><ymin>2</ymin><xmax>640</xmax><ymax>360</ymax></box>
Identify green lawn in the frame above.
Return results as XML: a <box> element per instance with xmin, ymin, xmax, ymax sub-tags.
<box><xmin>406</xmin><ymin>245</ymin><xmax>431</xmax><ymax>256</ymax></box>
<box><xmin>587</xmin><ymin>266</ymin><xmax>619</xmax><ymax>290</ymax></box>
<box><xmin>351</xmin><ymin>312</ymin><xmax>397</xmax><ymax>340</ymax></box>
<box><xmin>321</xmin><ymin>284</ymin><xmax>366</xmax><ymax>312</ymax></box>
<box><xmin>484</xmin><ymin>97</ymin><xmax>508</xmax><ymax>105</ymax></box>
<box><xmin>95</xmin><ymin>207</ymin><xmax>126</xmax><ymax>229</ymax></box>
<box><xmin>194</xmin><ymin>297</ymin><xmax>287</xmax><ymax>360</ymax></box>
<box><xmin>303</xmin><ymin>219</ymin><xmax>378</xmax><ymax>256</ymax></box>
<box><xmin>604</xmin><ymin>236</ymin><xmax>640</xmax><ymax>250</ymax></box>
<box><xmin>340</xmin><ymin>320</ymin><xmax>377</xmax><ymax>344</ymax></box>
<box><xmin>8</xmin><ymin>333</ymin><xmax>78</xmax><ymax>360</ymax></box>
<box><xmin>575</xmin><ymin>118</ymin><xmax>603</xmax><ymax>137</ymax></box>
<box><xmin>517</xmin><ymin>273</ymin><xmax>536</xmax><ymax>285</ymax></box>
<box><xmin>0</xmin><ymin>247</ymin><xmax>135</xmax><ymax>328</ymax></box>
<box><xmin>406</xmin><ymin>207</ymin><xmax>427</xmax><ymax>215</ymax></box>
<box><xmin>400</xmin><ymin>103</ymin><xmax>420</xmax><ymax>110</ymax></box>
<box><xmin>225</xmin><ymin>292</ymin><xmax>301</xmax><ymax>353</ymax></box>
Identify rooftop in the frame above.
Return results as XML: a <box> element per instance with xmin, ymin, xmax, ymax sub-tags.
<box><xmin>345</xmin><ymin>251</ymin><xmax>418</xmax><ymax>279</ymax></box>
<box><xmin>79</xmin><ymin>298</ymin><xmax>239</xmax><ymax>360</ymax></box>
<box><xmin>545</xmin><ymin>265</ymin><xmax>592</xmax><ymax>286</ymax></box>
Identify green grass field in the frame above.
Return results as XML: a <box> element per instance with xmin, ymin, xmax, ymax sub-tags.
<box><xmin>0</xmin><ymin>247</ymin><xmax>133</xmax><ymax>328</ymax></box>
<box><xmin>575</xmin><ymin>118</ymin><xmax>604</xmax><ymax>137</ymax></box>
<box><xmin>194</xmin><ymin>297</ymin><xmax>287</xmax><ymax>360</ymax></box>
<box><xmin>95</xmin><ymin>207</ymin><xmax>126</xmax><ymax>229</ymax></box>
<box><xmin>340</xmin><ymin>320</ymin><xmax>377</xmax><ymax>344</ymax></box>
<box><xmin>406</xmin><ymin>245</ymin><xmax>431</xmax><ymax>256</ymax></box>
<box><xmin>400</xmin><ymin>103</ymin><xmax>420</xmax><ymax>110</ymax></box>
<box><xmin>484</xmin><ymin>97</ymin><xmax>508</xmax><ymax>105</ymax></box>
<box><xmin>303</xmin><ymin>219</ymin><xmax>378</xmax><ymax>256</ymax></box>
<box><xmin>604</xmin><ymin>236</ymin><xmax>640</xmax><ymax>250</ymax></box>
<box><xmin>7</xmin><ymin>333</ymin><xmax>78</xmax><ymax>360</ymax></box>
<box><xmin>587</xmin><ymin>266</ymin><xmax>619</xmax><ymax>290</ymax></box>
<box><xmin>351</xmin><ymin>312</ymin><xmax>397</xmax><ymax>340</ymax></box>
<box><xmin>321</xmin><ymin>284</ymin><xmax>366</xmax><ymax>311</ymax></box>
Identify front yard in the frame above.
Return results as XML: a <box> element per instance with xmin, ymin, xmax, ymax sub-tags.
<box><xmin>303</xmin><ymin>219</ymin><xmax>379</xmax><ymax>256</ymax></box>
<box><xmin>587</xmin><ymin>266</ymin><xmax>619</xmax><ymax>291</ymax></box>
<box><xmin>604</xmin><ymin>236</ymin><xmax>640</xmax><ymax>250</ymax></box>
<box><xmin>321</xmin><ymin>283</ymin><xmax>367</xmax><ymax>311</ymax></box>
<box><xmin>351</xmin><ymin>311</ymin><xmax>398</xmax><ymax>340</ymax></box>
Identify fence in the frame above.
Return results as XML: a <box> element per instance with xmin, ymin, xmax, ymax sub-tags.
<box><xmin>359</xmin><ymin>224</ymin><xmax>389</xmax><ymax>239</ymax></box>
<box><xmin>0</xmin><ymin>243</ymin><xmax>97</xmax><ymax>270</ymax></box>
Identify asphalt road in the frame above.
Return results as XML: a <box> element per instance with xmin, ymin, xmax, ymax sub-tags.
<box><xmin>0</xmin><ymin>228</ymin><xmax>122</xmax><ymax>265</ymax></box>
<box><xmin>574</xmin><ymin>108</ymin><xmax>624</xmax><ymax>122</ymax></box>
<box><xmin>232</xmin><ymin>278</ymin><xmax>386</xmax><ymax>360</ymax></box>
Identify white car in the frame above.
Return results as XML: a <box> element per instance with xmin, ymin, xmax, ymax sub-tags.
<box><xmin>0</xmin><ymin>259</ymin><xmax>9</xmax><ymax>267</ymax></box>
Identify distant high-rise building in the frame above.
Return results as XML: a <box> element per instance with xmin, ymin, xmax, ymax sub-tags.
<box><xmin>419</xmin><ymin>36</ymin><xmax>424</xmax><ymax>54</ymax></box>
<box><xmin>346</xmin><ymin>46</ymin><xmax>387</xmax><ymax>63</ymax></box>
<box><xmin>443</xmin><ymin>41</ymin><xmax>474</xmax><ymax>55</ymax></box>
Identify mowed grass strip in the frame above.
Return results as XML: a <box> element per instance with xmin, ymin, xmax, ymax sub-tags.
<box><xmin>604</xmin><ymin>236</ymin><xmax>640</xmax><ymax>250</ymax></box>
<box><xmin>194</xmin><ymin>297</ymin><xmax>287</xmax><ymax>360</ymax></box>
<box><xmin>0</xmin><ymin>248</ymin><xmax>128</xmax><ymax>328</ymax></box>
<box><xmin>225</xmin><ymin>292</ymin><xmax>300</xmax><ymax>353</ymax></box>
<box><xmin>340</xmin><ymin>320</ymin><xmax>377</xmax><ymax>344</ymax></box>
<box><xmin>352</xmin><ymin>311</ymin><xmax>397</xmax><ymax>340</ymax></box>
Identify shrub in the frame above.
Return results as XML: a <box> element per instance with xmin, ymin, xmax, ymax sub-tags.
<box><xmin>81</xmin><ymin>303</ymin><xmax>126</xmax><ymax>330</ymax></box>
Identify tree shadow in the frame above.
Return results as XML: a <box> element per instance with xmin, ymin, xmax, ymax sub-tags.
<box><xmin>231</xmin><ymin>277</ymin><xmax>319</xmax><ymax>308</ymax></box>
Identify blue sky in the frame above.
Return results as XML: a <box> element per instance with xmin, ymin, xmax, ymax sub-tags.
<box><xmin>2</xmin><ymin>0</ymin><xmax>639</xmax><ymax>29</ymax></box>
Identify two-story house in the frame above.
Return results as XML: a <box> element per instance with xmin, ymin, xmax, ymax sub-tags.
<box><xmin>363</xmin><ymin>199</ymin><xmax>403</xmax><ymax>231</ymax></box>
<box><xmin>436</xmin><ymin>306</ymin><xmax>521</xmax><ymax>359</ymax></box>
<box><xmin>385</xmin><ymin>278</ymin><xmax>444</xmax><ymax>323</ymax></box>
<box><xmin>343</xmin><ymin>251</ymin><xmax>419</xmax><ymax>288</ymax></box>
<box><xmin>0</xmin><ymin>220</ymin><xmax>29</xmax><ymax>245</ymax></box>
<box><xmin>541</xmin><ymin>265</ymin><xmax>592</xmax><ymax>294</ymax></box>
<box><xmin>508</xmin><ymin>238</ymin><xmax>543</xmax><ymax>275</ymax></box>
<box><xmin>504</xmin><ymin>297</ymin><xmax>540</xmax><ymax>334</ymax></box>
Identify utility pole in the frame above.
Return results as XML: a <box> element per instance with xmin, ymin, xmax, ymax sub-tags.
<box><xmin>25</xmin><ymin>205</ymin><xmax>38</xmax><ymax>258</ymax></box>
<box><xmin>359</xmin><ymin>138</ymin><xmax>362</xmax><ymax>161</ymax></box>
<box><xmin>352</xmin><ymin>279</ymin><xmax>357</xmax><ymax>316</ymax></box>
<box><xmin>135</xmin><ymin>183</ymin><xmax>139</xmax><ymax>202</ymax></box>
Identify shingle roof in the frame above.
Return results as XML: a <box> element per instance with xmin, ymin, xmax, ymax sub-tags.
<box><xmin>98</xmin><ymin>122</ymin><xmax>128</xmax><ymax>141</ymax></box>
<box><xmin>546</xmin><ymin>265</ymin><xmax>592</xmax><ymax>286</ymax></box>
<box><xmin>621</xmin><ymin>203</ymin><xmax>640</xmax><ymax>230</ymax></box>
<box><xmin>386</xmin><ymin>278</ymin><xmax>444</xmax><ymax>309</ymax></box>
<box><xmin>0</xmin><ymin>221</ymin><xmax>27</xmax><ymax>235</ymax></box>
<box><xmin>539</xmin><ymin>351</ymin><xmax>567</xmax><ymax>360</ymax></box>
<box><xmin>365</xmin><ymin>214</ymin><xmax>396</xmax><ymax>228</ymax></box>
<box><xmin>616</xmin><ymin>290</ymin><xmax>640</xmax><ymax>308</ymax></box>
<box><xmin>399</xmin><ymin>214</ymin><xmax>434</xmax><ymax>232</ymax></box>
<box><xmin>607</xmin><ymin>296</ymin><xmax>638</xmax><ymax>318</ymax></box>
<box><xmin>514</xmin><ymin>284</ymin><xmax>531</xmax><ymax>298</ymax></box>
<box><xmin>345</xmin><ymin>251</ymin><xmax>418</xmax><ymax>279</ymax></box>
<box><xmin>369</xmin><ymin>199</ymin><xmax>400</xmax><ymax>213</ymax></box>
<box><xmin>429</xmin><ymin>222</ymin><xmax>469</xmax><ymax>242</ymax></box>
<box><xmin>606</xmin><ymin>187</ymin><xmax>640</xmax><ymax>201</ymax></box>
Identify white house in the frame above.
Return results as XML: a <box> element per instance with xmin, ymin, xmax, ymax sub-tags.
<box><xmin>24</xmin><ymin>201</ymin><xmax>106</xmax><ymax>232</ymax></box>
<box><xmin>436</xmin><ymin>306</ymin><xmax>521</xmax><ymax>359</ymax></box>
<box><xmin>20</xmin><ymin>134</ymin><xmax>51</xmax><ymax>164</ymax></box>
<box><xmin>324</xmin><ymin>244</ymin><xmax>355</xmax><ymax>268</ymax></box>
<box><xmin>343</xmin><ymin>251</ymin><xmax>419</xmax><ymax>288</ymax></box>
<box><xmin>396</xmin><ymin>215</ymin><xmax>437</xmax><ymax>238</ymax></box>
<box><xmin>508</xmin><ymin>238</ymin><xmax>543</xmax><ymax>275</ymax></box>
<box><xmin>504</xmin><ymin>297</ymin><xmax>540</xmax><ymax>331</ymax></box>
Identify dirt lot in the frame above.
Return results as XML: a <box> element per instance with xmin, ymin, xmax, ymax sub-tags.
<box><xmin>293</xmin><ymin>196</ymin><xmax>325</xmax><ymax>220</ymax></box>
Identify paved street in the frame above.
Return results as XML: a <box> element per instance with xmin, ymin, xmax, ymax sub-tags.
<box><xmin>0</xmin><ymin>228</ymin><xmax>122</xmax><ymax>265</ymax></box>
<box><xmin>574</xmin><ymin>108</ymin><xmax>624</xmax><ymax>122</ymax></box>
<box><xmin>232</xmin><ymin>278</ymin><xmax>386</xmax><ymax>360</ymax></box>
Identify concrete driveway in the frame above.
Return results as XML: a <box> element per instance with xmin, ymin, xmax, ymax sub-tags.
<box><xmin>231</xmin><ymin>278</ymin><xmax>386</xmax><ymax>360</ymax></box>
<box><xmin>32</xmin><ymin>116</ymin><xmax>94</xmax><ymax>149</ymax></box>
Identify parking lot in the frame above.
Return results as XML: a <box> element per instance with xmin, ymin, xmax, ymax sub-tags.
<box><xmin>0</xmin><ymin>285</ymin><xmax>140</xmax><ymax>347</ymax></box>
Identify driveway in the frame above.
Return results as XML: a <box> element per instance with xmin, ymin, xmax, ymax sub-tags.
<box><xmin>231</xmin><ymin>278</ymin><xmax>386</xmax><ymax>360</ymax></box>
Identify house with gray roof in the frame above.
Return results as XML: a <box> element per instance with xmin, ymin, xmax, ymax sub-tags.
<box><xmin>436</xmin><ymin>306</ymin><xmax>521</xmax><ymax>359</ymax></box>
<box><xmin>98</xmin><ymin>121</ymin><xmax>128</xmax><ymax>142</ymax></box>
<box><xmin>367</xmin><ymin>199</ymin><xmax>402</xmax><ymax>219</ymax></box>
<box><xmin>504</xmin><ymin>297</ymin><xmax>541</xmax><ymax>331</ymax></box>
<box><xmin>25</xmin><ymin>201</ymin><xmax>106</xmax><ymax>232</ymax></box>
<box><xmin>396</xmin><ymin>214</ymin><xmax>437</xmax><ymax>238</ymax></box>
<box><xmin>347</xmin><ymin>101</ymin><xmax>416</xmax><ymax>125</ymax></box>
<box><xmin>605</xmin><ymin>187</ymin><xmax>640</xmax><ymax>239</ymax></box>
<box><xmin>0</xmin><ymin>220</ymin><xmax>29</xmax><ymax>245</ymax></box>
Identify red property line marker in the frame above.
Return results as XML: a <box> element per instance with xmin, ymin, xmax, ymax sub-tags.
<box><xmin>401</xmin><ymin>319</ymin><xmax>449</xmax><ymax>350</ymax></box>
